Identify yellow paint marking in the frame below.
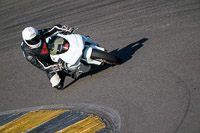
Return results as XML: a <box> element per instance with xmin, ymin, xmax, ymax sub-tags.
<box><xmin>56</xmin><ymin>115</ymin><xmax>106</xmax><ymax>133</ymax></box>
<box><xmin>0</xmin><ymin>110</ymin><xmax>66</xmax><ymax>133</ymax></box>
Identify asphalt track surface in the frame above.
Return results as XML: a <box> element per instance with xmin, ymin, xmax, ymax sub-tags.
<box><xmin>0</xmin><ymin>0</ymin><xmax>200</xmax><ymax>132</ymax></box>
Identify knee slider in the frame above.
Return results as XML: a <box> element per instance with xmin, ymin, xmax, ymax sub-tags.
<box><xmin>50</xmin><ymin>73</ymin><xmax>61</xmax><ymax>87</ymax></box>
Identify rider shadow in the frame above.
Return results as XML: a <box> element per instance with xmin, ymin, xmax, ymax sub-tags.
<box><xmin>62</xmin><ymin>38</ymin><xmax>148</xmax><ymax>90</ymax></box>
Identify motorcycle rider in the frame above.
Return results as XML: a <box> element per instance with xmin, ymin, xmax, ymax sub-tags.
<box><xmin>21</xmin><ymin>24</ymin><xmax>74</xmax><ymax>90</ymax></box>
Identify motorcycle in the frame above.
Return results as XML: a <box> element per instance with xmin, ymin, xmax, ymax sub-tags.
<box><xmin>47</xmin><ymin>32</ymin><xmax>123</xmax><ymax>79</ymax></box>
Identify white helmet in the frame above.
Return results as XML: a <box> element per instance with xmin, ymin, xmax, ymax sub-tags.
<box><xmin>22</xmin><ymin>27</ymin><xmax>41</xmax><ymax>48</ymax></box>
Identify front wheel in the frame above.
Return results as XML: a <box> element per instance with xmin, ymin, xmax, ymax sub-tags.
<box><xmin>91</xmin><ymin>49</ymin><xmax>123</xmax><ymax>65</ymax></box>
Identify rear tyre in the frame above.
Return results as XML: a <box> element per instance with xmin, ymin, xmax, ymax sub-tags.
<box><xmin>91</xmin><ymin>49</ymin><xmax>123</xmax><ymax>64</ymax></box>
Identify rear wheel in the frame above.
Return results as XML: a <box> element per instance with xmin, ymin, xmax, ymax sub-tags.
<box><xmin>91</xmin><ymin>49</ymin><xmax>123</xmax><ymax>64</ymax></box>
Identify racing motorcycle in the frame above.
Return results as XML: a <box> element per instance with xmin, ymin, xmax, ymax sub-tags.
<box><xmin>47</xmin><ymin>32</ymin><xmax>123</xmax><ymax>78</ymax></box>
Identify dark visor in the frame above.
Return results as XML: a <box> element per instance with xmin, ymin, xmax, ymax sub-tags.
<box><xmin>26</xmin><ymin>34</ymin><xmax>40</xmax><ymax>45</ymax></box>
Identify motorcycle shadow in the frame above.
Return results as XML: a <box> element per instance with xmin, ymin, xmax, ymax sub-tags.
<box><xmin>62</xmin><ymin>38</ymin><xmax>148</xmax><ymax>90</ymax></box>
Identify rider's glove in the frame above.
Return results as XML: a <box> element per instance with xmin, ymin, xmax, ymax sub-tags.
<box><xmin>62</xmin><ymin>25</ymin><xmax>74</xmax><ymax>34</ymax></box>
<box><xmin>46</xmin><ymin>63</ymin><xmax>63</xmax><ymax>73</ymax></box>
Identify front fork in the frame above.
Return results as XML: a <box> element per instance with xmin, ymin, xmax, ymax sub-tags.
<box><xmin>81</xmin><ymin>36</ymin><xmax>106</xmax><ymax>65</ymax></box>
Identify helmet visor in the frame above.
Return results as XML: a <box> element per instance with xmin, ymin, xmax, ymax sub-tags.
<box><xmin>26</xmin><ymin>34</ymin><xmax>40</xmax><ymax>45</ymax></box>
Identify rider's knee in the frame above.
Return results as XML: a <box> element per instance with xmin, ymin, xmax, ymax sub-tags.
<box><xmin>50</xmin><ymin>73</ymin><xmax>63</xmax><ymax>90</ymax></box>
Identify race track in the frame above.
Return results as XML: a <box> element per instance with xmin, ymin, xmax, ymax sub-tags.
<box><xmin>0</xmin><ymin>0</ymin><xmax>200</xmax><ymax>132</ymax></box>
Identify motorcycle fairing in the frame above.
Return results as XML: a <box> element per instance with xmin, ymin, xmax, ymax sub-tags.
<box><xmin>49</xmin><ymin>36</ymin><xmax>70</xmax><ymax>55</ymax></box>
<box><xmin>50</xmin><ymin>34</ymin><xmax>84</xmax><ymax>68</ymax></box>
<box><xmin>50</xmin><ymin>34</ymin><xmax>105</xmax><ymax>71</ymax></box>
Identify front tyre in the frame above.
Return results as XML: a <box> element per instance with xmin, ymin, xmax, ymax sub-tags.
<box><xmin>91</xmin><ymin>49</ymin><xmax>123</xmax><ymax>65</ymax></box>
